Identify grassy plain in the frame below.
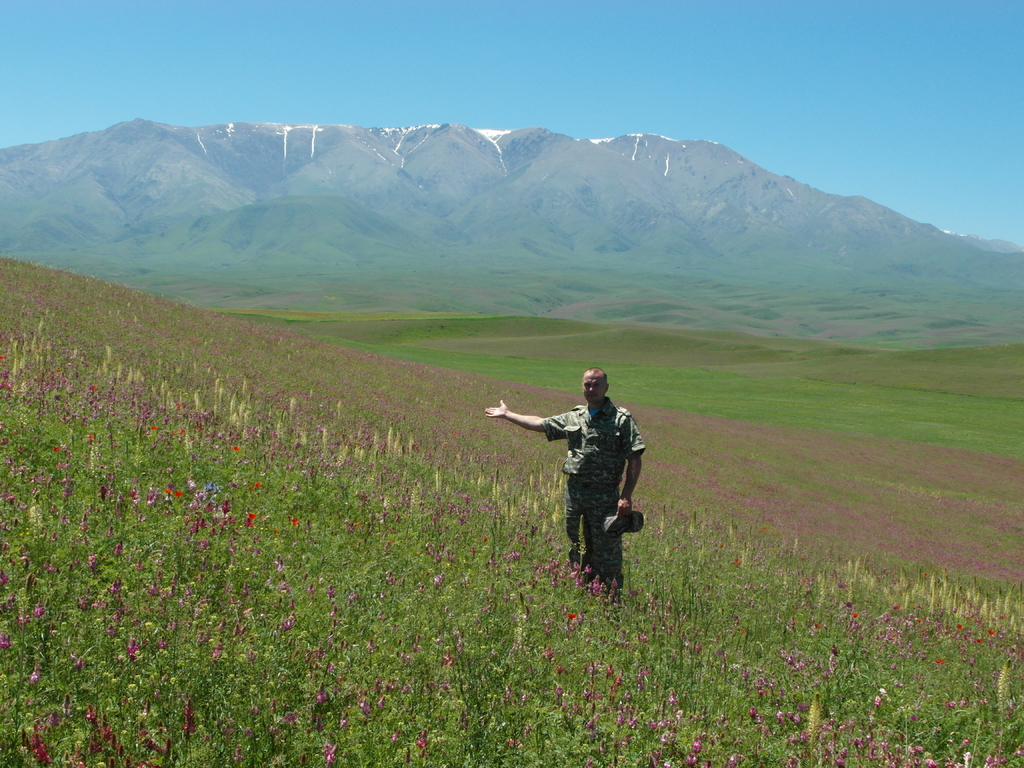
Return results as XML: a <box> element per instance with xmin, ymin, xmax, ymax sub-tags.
<box><xmin>3</xmin><ymin>260</ymin><xmax>1024</xmax><ymax>766</ymax></box>
<box><xmin>125</xmin><ymin>263</ymin><xmax>1024</xmax><ymax>345</ymax></box>
<box><xmin>230</xmin><ymin>311</ymin><xmax>1024</xmax><ymax>459</ymax></box>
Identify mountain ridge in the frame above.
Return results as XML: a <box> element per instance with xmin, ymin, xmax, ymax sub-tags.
<box><xmin>1</xmin><ymin>119</ymin><xmax>1022</xmax><ymax>325</ymax></box>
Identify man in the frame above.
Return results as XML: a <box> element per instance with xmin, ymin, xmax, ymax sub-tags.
<box><xmin>484</xmin><ymin>367</ymin><xmax>645</xmax><ymax>594</ymax></box>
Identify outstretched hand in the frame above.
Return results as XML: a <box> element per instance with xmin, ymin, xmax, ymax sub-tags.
<box><xmin>485</xmin><ymin>400</ymin><xmax>509</xmax><ymax>419</ymax></box>
<box><xmin>484</xmin><ymin>401</ymin><xmax>545</xmax><ymax>432</ymax></box>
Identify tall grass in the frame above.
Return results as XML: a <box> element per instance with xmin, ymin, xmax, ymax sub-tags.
<box><xmin>1</xmin><ymin>259</ymin><xmax>1022</xmax><ymax>766</ymax></box>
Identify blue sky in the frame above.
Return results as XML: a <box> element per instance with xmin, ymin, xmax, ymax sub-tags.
<box><xmin>3</xmin><ymin>0</ymin><xmax>1022</xmax><ymax>244</ymax></box>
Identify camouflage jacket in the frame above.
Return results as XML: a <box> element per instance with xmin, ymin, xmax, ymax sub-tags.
<box><xmin>542</xmin><ymin>399</ymin><xmax>645</xmax><ymax>484</ymax></box>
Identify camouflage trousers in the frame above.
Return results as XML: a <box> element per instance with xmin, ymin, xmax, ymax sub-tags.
<box><xmin>565</xmin><ymin>478</ymin><xmax>623</xmax><ymax>592</ymax></box>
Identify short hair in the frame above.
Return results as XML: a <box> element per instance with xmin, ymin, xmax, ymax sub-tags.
<box><xmin>583</xmin><ymin>367</ymin><xmax>607</xmax><ymax>384</ymax></box>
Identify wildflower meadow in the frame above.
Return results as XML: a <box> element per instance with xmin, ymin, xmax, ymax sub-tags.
<box><xmin>1</xmin><ymin>259</ymin><xmax>1022</xmax><ymax>767</ymax></box>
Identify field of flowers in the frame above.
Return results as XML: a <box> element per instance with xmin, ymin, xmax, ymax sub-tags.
<box><xmin>1</xmin><ymin>259</ymin><xmax>1022</xmax><ymax>767</ymax></box>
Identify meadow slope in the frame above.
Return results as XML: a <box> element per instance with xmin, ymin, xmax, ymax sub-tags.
<box><xmin>1</xmin><ymin>259</ymin><xmax>1022</xmax><ymax>766</ymax></box>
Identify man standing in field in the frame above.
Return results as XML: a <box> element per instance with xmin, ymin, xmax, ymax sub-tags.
<box><xmin>485</xmin><ymin>367</ymin><xmax>645</xmax><ymax>595</ymax></box>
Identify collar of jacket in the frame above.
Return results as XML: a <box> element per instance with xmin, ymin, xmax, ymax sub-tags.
<box><xmin>576</xmin><ymin>398</ymin><xmax>616</xmax><ymax>420</ymax></box>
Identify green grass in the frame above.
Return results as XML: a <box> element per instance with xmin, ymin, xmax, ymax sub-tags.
<box><xmin>331</xmin><ymin>342</ymin><xmax>1024</xmax><ymax>458</ymax></box>
<box><xmin>225</xmin><ymin>311</ymin><xmax>1024</xmax><ymax>459</ymax></box>
<box><xmin>51</xmin><ymin>254</ymin><xmax>1024</xmax><ymax>346</ymax></box>
<box><xmin>3</xmin><ymin>258</ymin><xmax>1024</xmax><ymax>765</ymax></box>
<box><xmin>219</xmin><ymin>309</ymin><xmax>493</xmax><ymax>323</ymax></box>
<box><xmin>179</xmin><ymin>307</ymin><xmax>1024</xmax><ymax>583</ymax></box>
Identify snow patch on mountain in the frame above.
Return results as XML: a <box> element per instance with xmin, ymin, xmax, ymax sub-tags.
<box><xmin>376</xmin><ymin>125</ymin><xmax>442</xmax><ymax>137</ymax></box>
<box><xmin>473</xmin><ymin>129</ymin><xmax>509</xmax><ymax>174</ymax></box>
<box><xmin>474</xmin><ymin>129</ymin><xmax>512</xmax><ymax>141</ymax></box>
<box><xmin>941</xmin><ymin>230</ymin><xmax>1024</xmax><ymax>253</ymax></box>
<box><xmin>277</xmin><ymin>126</ymin><xmax>298</xmax><ymax>160</ymax></box>
<box><xmin>369</xmin><ymin>126</ymin><xmax>444</xmax><ymax>167</ymax></box>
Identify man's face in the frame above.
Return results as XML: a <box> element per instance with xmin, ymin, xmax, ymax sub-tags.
<box><xmin>582</xmin><ymin>372</ymin><xmax>609</xmax><ymax>407</ymax></box>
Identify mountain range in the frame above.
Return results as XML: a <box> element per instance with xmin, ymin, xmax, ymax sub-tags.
<box><xmin>1</xmin><ymin>119</ymin><xmax>1022</xmax><ymax>330</ymax></box>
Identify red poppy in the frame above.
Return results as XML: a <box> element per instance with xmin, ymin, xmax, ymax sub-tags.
<box><xmin>174</xmin><ymin>491</ymin><xmax>183</xmax><ymax>497</ymax></box>
<box><xmin>957</xmin><ymin>624</ymin><xmax>963</xmax><ymax>630</ymax></box>
<box><xmin>233</xmin><ymin>446</ymin><xmax>240</xmax><ymax>451</ymax></box>
<box><xmin>248</xmin><ymin>513</ymin><xmax>257</xmax><ymax>521</ymax></box>
<box><xmin>853</xmin><ymin>613</ymin><xmax>859</xmax><ymax>618</ymax></box>
<box><xmin>53</xmin><ymin>446</ymin><xmax>61</xmax><ymax>452</ymax></box>
<box><xmin>989</xmin><ymin>630</ymin><xmax>995</xmax><ymax>635</ymax></box>
<box><xmin>935</xmin><ymin>659</ymin><xmax>945</xmax><ymax>664</ymax></box>
<box><xmin>567</xmin><ymin>613</ymin><xmax>577</xmax><ymax>620</ymax></box>
<box><xmin>90</xmin><ymin>385</ymin><xmax>97</xmax><ymax>391</ymax></box>
<box><xmin>291</xmin><ymin>517</ymin><xmax>299</xmax><ymax>526</ymax></box>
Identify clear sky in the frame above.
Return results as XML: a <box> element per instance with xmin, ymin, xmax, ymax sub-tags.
<box><xmin>3</xmin><ymin>0</ymin><xmax>1022</xmax><ymax>244</ymax></box>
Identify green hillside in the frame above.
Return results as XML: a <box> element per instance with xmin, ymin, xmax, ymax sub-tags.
<box><xmin>227</xmin><ymin>311</ymin><xmax>1024</xmax><ymax>457</ymax></box>
<box><xmin>101</xmin><ymin>195</ymin><xmax>450</xmax><ymax>270</ymax></box>
<box><xmin>156</xmin><ymin>270</ymin><xmax>1022</xmax><ymax>345</ymax></box>
<box><xmin>2</xmin><ymin>259</ymin><xmax>1023</xmax><ymax>765</ymax></box>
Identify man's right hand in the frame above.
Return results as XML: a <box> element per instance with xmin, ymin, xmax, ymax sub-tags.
<box><xmin>484</xmin><ymin>400</ymin><xmax>509</xmax><ymax>419</ymax></box>
<box><xmin>483</xmin><ymin>401</ymin><xmax>545</xmax><ymax>432</ymax></box>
